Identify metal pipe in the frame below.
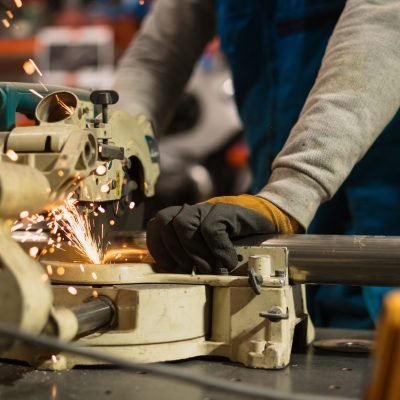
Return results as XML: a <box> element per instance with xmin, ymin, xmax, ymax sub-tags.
<box><xmin>261</xmin><ymin>234</ymin><xmax>400</xmax><ymax>286</ymax></box>
<box><xmin>70</xmin><ymin>296</ymin><xmax>116</xmax><ymax>336</ymax></box>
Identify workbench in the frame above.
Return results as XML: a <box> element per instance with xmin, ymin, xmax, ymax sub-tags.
<box><xmin>0</xmin><ymin>328</ymin><xmax>373</xmax><ymax>400</ymax></box>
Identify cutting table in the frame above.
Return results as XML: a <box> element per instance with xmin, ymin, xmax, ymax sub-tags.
<box><xmin>0</xmin><ymin>328</ymin><xmax>372</xmax><ymax>400</ymax></box>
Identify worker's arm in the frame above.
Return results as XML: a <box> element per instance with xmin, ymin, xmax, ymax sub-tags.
<box><xmin>258</xmin><ymin>0</ymin><xmax>400</xmax><ymax>229</ymax></box>
<box><xmin>113</xmin><ymin>0</ymin><xmax>216</xmax><ymax>136</ymax></box>
<box><xmin>147</xmin><ymin>0</ymin><xmax>400</xmax><ymax>274</ymax></box>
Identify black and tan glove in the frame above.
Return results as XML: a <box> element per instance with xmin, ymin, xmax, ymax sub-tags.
<box><xmin>146</xmin><ymin>194</ymin><xmax>302</xmax><ymax>274</ymax></box>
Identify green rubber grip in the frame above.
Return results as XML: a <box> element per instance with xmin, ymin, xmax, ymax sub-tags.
<box><xmin>0</xmin><ymin>82</ymin><xmax>91</xmax><ymax>131</ymax></box>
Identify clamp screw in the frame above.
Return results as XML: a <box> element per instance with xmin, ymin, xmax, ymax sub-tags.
<box><xmin>259</xmin><ymin>306</ymin><xmax>289</xmax><ymax>322</ymax></box>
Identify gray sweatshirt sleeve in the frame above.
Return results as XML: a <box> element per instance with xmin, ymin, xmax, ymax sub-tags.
<box><xmin>113</xmin><ymin>0</ymin><xmax>216</xmax><ymax>136</ymax></box>
<box><xmin>258</xmin><ymin>0</ymin><xmax>400</xmax><ymax>229</ymax></box>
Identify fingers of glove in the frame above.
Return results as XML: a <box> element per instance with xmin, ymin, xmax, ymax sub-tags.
<box><xmin>146</xmin><ymin>206</ymin><xmax>193</xmax><ymax>273</ymax></box>
<box><xmin>202</xmin><ymin>226</ymin><xmax>237</xmax><ymax>271</ymax></box>
<box><xmin>146</xmin><ymin>207</ymin><xmax>179</xmax><ymax>272</ymax></box>
<box><xmin>171</xmin><ymin>203</ymin><xmax>216</xmax><ymax>274</ymax></box>
<box><xmin>201</xmin><ymin>203</ymin><xmax>277</xmax><ymax>271</ymax></box>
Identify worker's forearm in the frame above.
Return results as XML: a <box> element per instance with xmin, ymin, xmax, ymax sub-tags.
<box><xmin>259</xmin><ymin>0</ymin><xmax>400</xmax><ymax>229</ymax></box>
<box><xmin>113</xmin><ymin>0</ymin><xmax>216</xmax><ymax>136</ymax></box>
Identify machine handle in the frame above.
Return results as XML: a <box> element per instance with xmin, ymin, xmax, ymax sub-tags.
<box><xmin>90</xmin><ymin>90</ymin><xmax>119</xmax><ymax>123</ymax></box>
<box><xmin>0</xmin><ymin>82</ymin><xmax>91</xmax><ymax>130</ymax></box>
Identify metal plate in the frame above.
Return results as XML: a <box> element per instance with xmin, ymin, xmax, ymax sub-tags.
<box><xmin>313</xmin><ymin>338</ymin><xmax>374</xmax><ymax>353</ymax></box>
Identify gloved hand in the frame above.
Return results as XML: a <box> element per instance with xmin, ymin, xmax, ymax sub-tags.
<box><xmin>146</xmin><ymin>194</ymin><xmax>303</xmax><ymax>274</ymax></box>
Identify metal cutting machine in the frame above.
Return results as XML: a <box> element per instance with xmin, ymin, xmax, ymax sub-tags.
<box><xmin>1</xmin><ymin>83</ymin><xmax>399</xmax><ymax>372</ymax></box>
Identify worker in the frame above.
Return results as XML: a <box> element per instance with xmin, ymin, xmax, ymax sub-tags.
<box><xmin>113</xmin><ymin>0</ymin><xmax>400</xmax><ymax>328</ymax></box>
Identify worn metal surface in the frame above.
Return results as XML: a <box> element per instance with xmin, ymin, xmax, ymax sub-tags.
<box><xmin>0</xmin><ymin>329</ymin><xmax>372</xmax><ymax>400</ymax></box>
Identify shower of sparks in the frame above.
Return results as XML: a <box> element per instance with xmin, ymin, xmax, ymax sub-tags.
<box><xmin>29</xmin><ymin>89</ymin><xmax>43</xmax><ymax>99</ymax></box>
<box><xmin>55</xmin><ymin>94</ymin><xmax>74</xmax><ymax>116</ymax></box>
<box><xmin>29</xmin><ymin>246</ymin><xmax>39</xmax><ymax>258</ymax></box>
<box><xmin>11</xmin><ymin>222</ymin><xmax>23</xmax><ymax>232</ymax></box>
<box><xmin>14</xmin><ymin>0</ymin><xmax>23</xmax><ymax>8</ymax></box>
<box><xmin>51</xmin><ymin>384</ymin><xmax>57</xmax><ymax>400</ymax></box>
<box><xmin>39</xmin><ymin>80</ymin><xmax>48</xmax><ymax>92</ymax></box>
<box><xmin>67</xmin><ymin>286</ymin><xmax>77</xmax><ymax>295</ymax></box>
<box><xmin>6</xmin><ymin>10</ymin><xmax>14</xmax><ymax>19</ymax></box>
<box><xmin>22</xmin><ymin>61</ymin><xmax>35</xmax><ymax>75</ymax></box>
<box><xmin>49</xmin><ymin>197</ymin><xmax>103</xmax><ymax>264</ymax></box>
<box><xmin>2</xmin><ymin>19</ymin><xmax>10</xmax><ymax>28</ymax></box>
<box><xmin>19</xmin><ymin>210</ymin><xmax>29</xmax><ymax>219</ymax></box>
<box><xmin>27</xmin><ymin>58</ymin><xmax>42</xmax><ymax>76</ymax></box>
<box><xmin>6</xmin><ymin>149</ymin><xmax>18</xmax><ymax>161</ymax></box>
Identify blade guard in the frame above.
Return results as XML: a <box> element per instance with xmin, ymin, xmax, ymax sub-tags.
<box><xmin>0</xmin><ymin>82</ymin><xmax>90</xmax><ymax>130</ymax></box>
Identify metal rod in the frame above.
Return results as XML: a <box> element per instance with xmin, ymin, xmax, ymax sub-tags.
<box><xmin>70</xmin><ymin>296</ymin><xmax>116</xmax><ymax>336</ymax></box>
<box><xmin>261</xmin><ymin>234</ymin><xmax>400</xmax><ymax>286</ymax></box>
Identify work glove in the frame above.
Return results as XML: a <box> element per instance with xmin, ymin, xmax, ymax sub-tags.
<box><xmin>146</xmin><ymin>194</ymin><xmax>302</xmax><ymax>274</ymax></box>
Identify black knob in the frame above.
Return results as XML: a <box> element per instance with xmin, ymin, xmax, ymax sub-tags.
<box><xmin>90</xmin><ymin>90</ymin><xmax>119</xmax><ymax>123</ymax></box>
<box><xmin>90</xmin><ymin>90</ymin><xmax>119</xmax><ymax>106</ymax></box>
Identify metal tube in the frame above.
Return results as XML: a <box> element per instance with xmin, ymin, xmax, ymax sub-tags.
<box><xmin>70</xmin><ymin>296</ymin><xmax>116</xmax><ymax>336</ymax></box>
<box><xmin>261</xmin><ymin>234</ymin><xmax>400</xmax><ymax>286</ymax></box>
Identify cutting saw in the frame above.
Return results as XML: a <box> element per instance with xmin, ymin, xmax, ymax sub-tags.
<box><xmin>1</xmin><ymin>83</ymin><xmax>400</xmax><ymax>372</ymax></box>
<box><xmin>0</xmin><ymin>82</ymin><xmax>159</xmax><ymax>250</ymax></box>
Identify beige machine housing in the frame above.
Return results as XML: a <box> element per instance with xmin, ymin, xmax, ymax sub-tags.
<box><xmin>4</xmin><ymin>246</ymin><xmax>314</xmax><ymax>370</ymax></box>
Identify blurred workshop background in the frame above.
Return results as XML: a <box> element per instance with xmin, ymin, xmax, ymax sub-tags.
<box><xmin>0</xmin><ymin>0</ymin><xmax>249</xmax><ymax>221</ymax></box>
